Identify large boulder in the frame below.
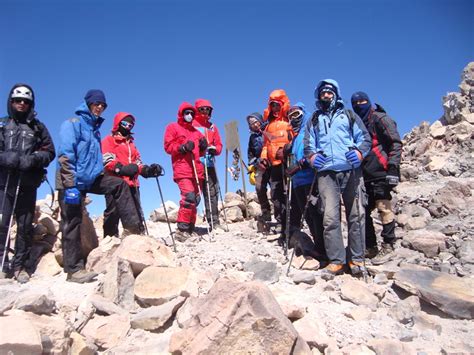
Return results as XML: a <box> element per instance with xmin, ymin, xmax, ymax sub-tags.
<box><xmin>403</xmin><ymin>229</ymin><xmax>447</xmax><ymax>258</ymax></box>
<box><xmin>0</xmin><ymin>315</ymin><xmax>43</xmax><ymax>354</ymax></box>
<box><xmin>80</xmin><ymin>314</ymin><xmax>130</xmax><ymax>350</ymax></box>
<box><xmin>150</xmin><ymin>201</ymin><xmax>179</xmax><ymax>223</ymax></box>
<box><xmin>169</xmin><ymin>278</ymin><xmax>311</xmax><ymax>354</ymax></box>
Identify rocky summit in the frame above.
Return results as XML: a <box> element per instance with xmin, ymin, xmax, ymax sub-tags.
<box><xmin>0</xmin><ymin>62</ymin><xmax>473</xmax><ymax>354</ymax></box>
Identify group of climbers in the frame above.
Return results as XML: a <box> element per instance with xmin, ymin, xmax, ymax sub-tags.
<box><xmin>0</xmin><ymin>78</ymin><xmax>401</xmax><ymax>284</ymax></box>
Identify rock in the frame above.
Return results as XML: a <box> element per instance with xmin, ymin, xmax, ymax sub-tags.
<box><xmin>80</xmin><ymin>207</ymin><xmax>99</xmax><ymax>259</ymax></box>
<box><xmin>134</xmin><ymin>266</ymin><xmax>194</xmax><ymax>307</ymax></box>
<box><xmin>404</xmin><ymin>216</ymin><xmax>428</xmax><ymax>230</ymax></box>
<box><xmin>70</xmin><ymin>331</ymin><xmax>97</xmax><ymax>355</ymax></box>
<box><xmin>291</xmin><ymin>255</ymin><xmax>320</xmax><ymax>271</ymax></box>
<box><xmin>169</xmin><ymin>278</ymin><xmax>311</xmax><ymax>354</ymax></box>
<box><xmin>86</xmin><ymin>236</ymin><xmax>122</xmax><ymax>274</ymax></box>
<box><xmin>293</xmin><ymin>314</ymin><xmax>330</xmax><ymax>352</ymax></box>
<box><xmin>13</xmin><ymin>291</ymin><xmax>56</xmax><ymax>315</ymax></box>
<box><xmin>226</xmin><ymin>205</ymin><xmax>244</xmax><ymax>222</ymax></box>
<box><xmin>35</xmin><ymin>252</ymin><xmax>62</xmax><ymax>276</ymax></box>
<box><xmin>344</xmin><ymin>306</ymin><xmax>372</xmax><ymax>321</ymax></box>
<box><xmin>426</xmin><ymin>154</ymin><xmax>449</xmax><ymax>171</ymax></box>
<box><xmin>403</xmin><ymin>229</ymin><xmax>447</xmax><ymax>257</ymax></box>
<box><xmin>367</xmin><ymin>339</ymin><xmax>415</xmax><ymax>355</ymax></box>
<box><xmin>81</xmin><ymin>314</ymin><xmax>130</xmax><ymax>350</ymax></box>
<box><xmin>150</xmin><ymin>200</ymin><xmax>179</xmax><ymax>223</ymax></box>
<box><xmin>243</xmin><ymin>257</ymin><xmax>279</xmax><ymax>283</ymax></box>
<box><xmin>429</xmin><ymin>120</ymin><xmax>446</xmax><ymax>138</ymax></box>
<box><xmin>292</xmin><ymin>271</ymin><xmax>316</xmax><ymax>285</ymax></box>
<box><xmin>389</xmin><ymin>295</ymin><xmax>421</xmax><ymax>324</ymax></box>
<box><xmin>340</xmin><ymin>344</ymin><xmax>375</xmax><ymax>355</ymax></box>
<box><xmin>113</xmin><ymin>234</ymin><xmax>176</xmax><ymax>276</ymax></box>
<box><xmin>130</xmin><ymin>296</ymin><xmax>185</xmax><ymax>331</ymax></box>
<box><xmin>247</xmin><ymin>201</ymin><xmax>261</xmax><ymax>218</ymax></box>
<box><xmin>457</xmin><ymin>240</ymin><xmax>474</xmax><ymax>264</ymax></box>
<box><xmin>89</xmin><ymin>294</ymin><xmax>127</xmax><ymax>316</ymax></box>
<box><xmin>106</xmin><ymin>328</ymin><xmax>171</xmax><ymax>354</ymax></box>
<box><xmin>394</xmin><ymin>265</ymin><xmax>474</xmax><ymax>319</ymax></box>
<box><xmin>224</xmin><ymin>192</ymin><xmax>242</xmax><ymax>203</ymax></box>
<box><xmin>37</xmin><ymin>213</ymin><xmax>59</xmax><ymax>235</ymax></box>
<box><xmin>413</xmin><ymin>312</ymin><xmax>442</xmax><ymax>335</ymax></box>
<box><xmin>340</xmin><ymin>279</ymin><xmax>379</xmax><ymax>311</ymax></box>
<box><xmin>0</xmin><ymin>315</ymin><xmax>43</xmax><ymax>354</ymax></box>
<box><xmin>373</xmin><ymin>273</ymin><xmax>389</xmax><ymax>285</ymax></box>
<box><xmin>103</xmin><ymin>258</ymin><xmax>135</xmax><ymax>310</ymax></box>
<box><xmin>0</xmin><ymin>289</ymin><xmax>19</xmax><ymax>315</ymax></box>
<box><xmin>434</xmin><ymin>181</ymin><xmax>472</xmax><ymax>213</ymax></box>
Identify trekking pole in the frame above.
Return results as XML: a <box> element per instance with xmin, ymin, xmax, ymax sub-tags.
<box><xmin>191</xmin><ymin>157</ymin><xmax>210</xmax><ymax>239</ymax></box>
<box><xmin>0</xmin><ymin>173</ymin><xmax>10</xmax><ymax>225</ymax></box>
<box><xmin>211</xmin><ymin>156</ymin><xmax>229</xmax><ymax>232</ymax></box>
<box><xmin>132</xmin><ymin>187</ymin><xmax>149</xmax><ymax>236</ymax></box>
<box><xmin>283</xmin><ymin>155</ymin><xmax>293</xmax><ymax>258</ymax></box>
<box><xmin>155</xmin><ymin>177</ymin><xmax>176</xmax><ymax>252</ymax></box>
<box><xmin>203</xmin><ymin>155</ymin><xmax>215</xmax><ymax>231</ymax></box>
<box><xmin>286</xmin><ymin>172</ymin><xmax>318</xmax><ymax>276</ymax></box>
<box><xmin>1</xmin><ymin>175</ymin><xmax>21</xmax><ymax>273</ymax></box>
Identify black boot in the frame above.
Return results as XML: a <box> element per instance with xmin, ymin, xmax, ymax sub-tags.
<box><xmin>381</xmin><ymin>220</ymin><xmax>396</xmax><ymax>243</ymax></box>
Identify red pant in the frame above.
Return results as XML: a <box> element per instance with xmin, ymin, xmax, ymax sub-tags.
<box><xmin>176</xmin><ymin>178</ymin><xmax>202</xmax><ymax>231</ymax></box>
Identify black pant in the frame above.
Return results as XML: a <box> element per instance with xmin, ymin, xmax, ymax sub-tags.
<box><xmin>270</xmin><ymin>165</ymin><xmax>286</xmax><ymax>225</ymax></box>
<box><xmin>59</xmin><ymin>174</ymin><xmax>142</xmax><ymax>273</ymax></box>
<box><xmin>365</xmin><ymin>179</ymin><xmax>395</xmax><ymax>248</ymax></box>
<box><xmin>0</xmin><ymin>179</ymin><xmax>36</xmax><ymax>273</ymax></box>
<box><xmin>103</xmin><ymin>186</ymin><xmax>144</xmax><ymax>237</ymax></box>
<box><xmin>202</xmin><ymin>167</ymin><xmax>220</xmax><ymax>225</ymax></box>
<box><xmin>255</xmin><ymin>167</ymin><xmax>271</xmax><ymax>217</ymax></box>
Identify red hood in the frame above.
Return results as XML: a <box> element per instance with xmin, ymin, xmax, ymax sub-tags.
<box><xmin>112</xmin><ymin>112</ymin><xmax>136</xmax><ymax>132</ymax></box>
<box><xmin>177</xmin><ymin>102</ymin><xmax>197</xmax><ymax>125</ymax></box>
<box><xmin>194</xmin><ymin>98</ymin><xmax>213</xmax><ymax>127</ymax></box>
<box><xmin>263</xmin><ymin>89</ymin><xmax>290</xmax><ymax>121</ymax></box>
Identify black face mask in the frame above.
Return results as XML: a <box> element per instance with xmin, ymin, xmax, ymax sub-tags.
<box><xmin>118</xmin><ymin>125</ymin><xmax>131</xmax><ymax>136</ymax></box>
<box><xmin>11</xmin><ymin>107</ymin><xmax>28</xmax><ymax>122</ymax></box>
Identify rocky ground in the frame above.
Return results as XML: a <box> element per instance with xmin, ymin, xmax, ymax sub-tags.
<box><xmin>0</xmin><ymin>63</ymin><xmax>473</xmax><ymax>354</ymax></box>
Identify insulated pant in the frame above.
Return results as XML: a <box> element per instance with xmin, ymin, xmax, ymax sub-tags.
<box><xmin>103</xmin><ymin>186</ymin><xmax>144</xmax><ymax>238</ymax></box>
<box><xmin>202</xmin><ymin>167</ymin><xmax>219</xmax><ymax>226</ymax></box>
<box><xmin>318</xmin><ymin>169</ymin><xmax>366</xmax><ymax>264</ymax></box>
<box><xmin>0</xmin><ymin>182</ymin><xmax>36</xmax><ymax>273</ymax></box>
<box><xmin>176</xmin><ymin>177</ymin><xmax>201</xmax><ymax>232</ymax></box>
<box><xmin>255</xmin><ymin>167</ymin><xmax>271</xmax><ymax>218</ymax></box>
<box><xmin>59</xmin><ymin>174</ymin><xmax>142</xmax><ymax>273</ymax></box>
<box><xmin>365</xmin><ymin>179</ymin><xmax>396</xmax><ymax>247</ymax></box>
<box><xmin>270</xmin><ymin>164</ymin><xmax>286</xmax><ymax>225</ymax></box>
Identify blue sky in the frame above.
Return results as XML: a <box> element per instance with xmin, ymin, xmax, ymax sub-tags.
<box><xmin>1</xmin><ymin>0</ymin><xmax>472</xmax><ymax>218</ymax></box>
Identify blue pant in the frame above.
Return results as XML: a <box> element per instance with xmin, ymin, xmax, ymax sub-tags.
<box><xmin>318</xmin><ymin>169</ymin><xmax>366</xmax><ymax>264</ymax></box>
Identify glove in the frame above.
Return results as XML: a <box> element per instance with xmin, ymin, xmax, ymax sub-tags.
<box><xmin>283</xmin><ymin>143</ymin><xmax>292</xmax><ymax>160</ymax></box>
<box><xmin>179</xmin><ymin>140</ymin><xmax>195</xmax><ymax>154</ymax></box>
<box><xmin>207</xmin><ymin>145</ymin><xmax>217</xmax><ymax>156</ymax></box>
<box><xmin>258</xmin><ymin>158</ymin><xmax>270</xmax><ymax>171</ymax></box>
<box><xmin>199</xmin><ymin>137</ymin><xmax>208</xmax><ymax>151</ymax></box>
<box><xmin>312</xmin><ymin>154</ymin><xmax>328</xmax><ymax>170</ymax></box>
<box><xmin>345</xmin><ymin>150</ymin><xmax>361</xmax><ymax>168</ymax></box>
<box><xmin>64</xmin><ymin>187</ymin><xmax>81</xmax><ymax>205</ymax></box>
<box><xmin>0</xmin><ymin>151</ymin><xmax>20</xmax><ymax>169</ymax></box>
<box><xmin>142</xmin><ymin>163</ymin><xmax>164</xmax><ymax>178</ymax></box>
<box><xmin>115</xmin><ymin>163</ymin><xmax>139</xmax><ymax>177</ymax></box>
<box><xmin>285</xmin><ymin>162</ymin><xmax>301</xmax><ymax>177</ymax></box>
<box><xmin>386</xmin><ymin>175</ymin><xmax>399</xmax><ymax>186</ymax></box>
<box><xmin>275</xmin><ymin>147</ymin><xmax>284</xmax><ymax>161</ymax></box>
<box><xmin>18</xmin><ymin>155</ymin><xmax>36</xmax><ymax>171</ymax></box>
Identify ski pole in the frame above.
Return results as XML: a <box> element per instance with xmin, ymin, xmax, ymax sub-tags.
<box><xmin>283</xmin><ymin>155</ymin><xmax>293</xmax><ymax>258</ymax></box>
<box><xmin>211</xmin><ymin>156</ymin><xmax>229</xmax><ymax>232</ymax></box>
<box><xmin>287</xmin><ymin>172</ymin><xmax>318</xmax><ymax>276</ymax></box>
<box><xmin>1</xmin><ymin>175</ymin><xmax>21</xmax><ymax>274</ymax></box>
<box><xmin>0</xmin><ymin>173</ymin><xmax>10</xmax><ymax>225</ymax></box>
<box><xmin>191</xmin><ymin>157</ymin><xmax>210</xmax><ymax>239</ymax></box>
<box><xmin>351</xmin><ymin>164</ymin><xmax>368</xmax><ymax>283</ymax></box>
<box><xmin>155</xmin><ymin>177</ymin><xmax>176</xmax><ymax>252</ymax></box>
<box><xmin>203</xmin><ymin>155</ymin><xmax>214</xmax><ymax>231</ymax></box>
<box><xmin>131</xmin><ymin>186</ymin><xmax>149</xmax><ymax>236</ymax></box>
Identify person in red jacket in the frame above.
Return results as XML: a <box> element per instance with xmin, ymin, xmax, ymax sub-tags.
<box><xmin>102</xmin><ymin>112</ymin><xmax>164</xmax><ymax>237</ymax></box>
<box><xmin>164</xmin><ymin>103</ymin><xmax>207</xmax><ymax>241</ymax></box>
<box><xmin>193</xmin><ymin>99</ymin><xmax>224</xmax><ymax>231</ymax></box>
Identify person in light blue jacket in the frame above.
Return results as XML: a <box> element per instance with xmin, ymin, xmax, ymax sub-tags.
<box><xmin>284</xmin><ymin>102</ymin><xmax>326</xmax><ymax>261</ymax></box>
<box><xmin>56</xmin><ymin>90</ymin><xmax>142</xmax><ymax>283</ymax></box>
<box><xmin>304</xmin><ymin>79</ymin><xmax>371</xmax><ymax>276</ymax></box>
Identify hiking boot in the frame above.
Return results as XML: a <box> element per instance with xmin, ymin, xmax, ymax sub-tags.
<box><xmin>212</xmin><ymin>223</ymin><xmax>227</xmax><ymax>232</ymax></box>
<box><xmin>321</xmin><ymin>263</ymin><xmax>344</xmax><ymax>276</ymax></box>
<box><xmin>174</xmin><ymin>230</ymin><xmax>191</xmax><ymax>243</ymax></box>
<box><xmin>0</xmin><ymin>270</ymin><xmax>8</xmax><ymax>280</ymax></box>
<box><xmin>371</xmin><ymin>243</ymin><xmax>395</xmax><ymax>265</ymax></box>
<box><xmin>261</xmin><ymin>211</ymin><xmax>272</xmax><ymax>222</ymax></box>
<box><xmin>348</xmin><ymin>260</ymin><xmax>368</xmax><ymax>277</ymax></box>
<box><xmin>365</xmin><ymin>246</ymin><xmax>379</xmax><ymax>259</ymax></box>
<box><xmin>14</xmin><ymin>270</ymin><xmax>30</xmax><ymax>284</ymax></box>
<box><xmin>67</xmin><ymin>269</ymin><xmax>98</xmax><ymax>284</ymax></box>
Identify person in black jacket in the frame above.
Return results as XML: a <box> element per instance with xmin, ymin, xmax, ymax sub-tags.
<box><xmin>246</xmin><ymin>112</ymin><xmax>271</xmax><ymax>222</ymax></box>
<box><xmin>0</xmin><ymin>84</ymin><xmax>55</xmax><ymax>283</ymax></box>
<box><xmin>351</xmin><ymin>91</ymin><xmax>402</xmax><ymax>264</ymax></box>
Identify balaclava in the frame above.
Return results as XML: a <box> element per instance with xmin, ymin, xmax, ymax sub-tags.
<box><xmin>183</xmin><ymin>110</ymin><xmax>194</xmax><ymax>123</ymax></box>
<box><xmin>351</xmin><ymin>91</ymin><xmax>372</xmax><ymax>123</ymax></box>
<box><xmin>318</xmin><ymin>83</ymin><xmax>337</xmax><ymax>112</ymax></box>
<box><xmin>288</xmin><ymin>106</ymin><xmax>304</xmax><ymax>134</ymax></box>
<box><xmin>118</xmin><ymin>115</ymin><xmax>134</xmax><ymax>136</ymax></box>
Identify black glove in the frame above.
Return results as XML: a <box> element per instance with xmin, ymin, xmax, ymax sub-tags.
<box><xmin>199</xmin><ymin>137</ymin><xmax>208</xmax><ymax>151</ymax></box>
<box><xmin>207</xmin><ymin>145</ymin><xmax>217</xmax><ymax>156</ymax></box>
<box><xmin>386</xmin><ymin>164</ymin><xmax>400</xmax><ymax>186</ymax></box>
<box><xmin>141</xmin><ymin>163</ymin><xmax>164</xmax><ymax>178</ymax></box>
<box><xmin>283</xmin><ymin>143</ymin><xmax>292</xmax><ymax>160</ymax></box>
<box><xmin>258</xmin><ymin>158</ymin><xmax>270</xmax><ymax>171</ymax></box>
<box><xmin>115</xmin><ymin>163</ymin><xmax>139</xmax><ymax>177</ymax></box>
<box><xmin>18</xmin><ymin>155</ymin><xmax>37</xmax><ymax>171</ymax></box>
<box><xmin>0</xmin><ymin>151</ymin><xmax>20</xmax><ymax>169</ymax></box>
<box><xmin>179</xmin><ymin>140</ymin><xmax>195</xmax><ymax>154</ymax></box>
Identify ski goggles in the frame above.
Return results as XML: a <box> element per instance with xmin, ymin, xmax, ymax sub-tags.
<box><xmin>183</xmin><ymin>110</ymin><xmax>195</xmax><ymax>116</ymax></box>
<box><xmin>270</xmin><ymin>101</ymin><xmax>281</xmax><ymax>108</ymax></box>
<box><xmin>198</xmin><ymin>107</ymin><xmax>212</xmax><ymax>113</ymax></box>
<box><xmin>120</xmin><ymin>120</ymin><xmax>134</xmax><ymax>129</ymax></box>
<box><xmin>288</xmin><ymin>109</ymin><xmax>303</xmax><ymax>121</ymax></box>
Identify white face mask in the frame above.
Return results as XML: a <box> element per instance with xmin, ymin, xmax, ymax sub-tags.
<box><xmin>184</xmin><ymin>113</ymin><xmax>193</xmax><ymax>122</ymax></box>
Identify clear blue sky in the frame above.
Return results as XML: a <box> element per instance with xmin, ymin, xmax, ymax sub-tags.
<box><xmin>1</xmin><ymin>0</ymin><xmax>472</xmax><ymax>218</ymax></box>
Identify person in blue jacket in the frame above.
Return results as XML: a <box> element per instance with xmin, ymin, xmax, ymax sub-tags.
<box><xmin>56</xmin><ymin>90</ymin><xmax>142</xmax><ymax>283</ymax></box>
<box><xmin>304</xmin><ymin>80</ymin><xmax>371</xmax><ymax>276</ymax></box>
<box><xmin>284</xmin><ymin>102</ymin><xmax>326</xmax><ymax>261</ymax></box>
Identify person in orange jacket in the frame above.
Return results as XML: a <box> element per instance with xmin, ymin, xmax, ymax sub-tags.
<box><xmin>258</xmin><ymin>89</ymin><xmax>293</xmax><ymax>234</ymax></box>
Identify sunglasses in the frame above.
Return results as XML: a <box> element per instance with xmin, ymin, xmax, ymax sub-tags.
<box><xmin>183</xmin><ymin>110</ymin><xmax>195</xmax><ymax>116</ymax></box>
<box><xmin>270</xmin><ymin>102</ymin><xmax>281</xmax><ymax>108</ymax></box>
<box><xmin>289</xmin><ymin>109</ymin><xmax>303</xmax><ymax>120</ymax></box>
<box><xmin>92</xmin><ymin>102</ymin><xmax>107</xmax><ymax>108</ymax></box>
<box><xmin>198</xmin><ymin>107</ymin><xmax>211</xmax><ymax>113</ymax></box>
<box><xmin>12</xmin><ymin>98</ymin><xmax>31</xmax><ymax>105</ymax></box>
<box><xmin>120</xmin><ymin>121</ymin><xmax>134</xmax><ymax>129</ymax></box>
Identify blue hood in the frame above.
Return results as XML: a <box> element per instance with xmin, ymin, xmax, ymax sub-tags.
<box><xmin>314</xmin><ymin>79</ymin><xmax>344</xmax><ymax>111</ymax></box>
<box><xmin>75</xmin><ymin>101</ymin><xmax>104</xmax><ymax>127</ymax></box>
